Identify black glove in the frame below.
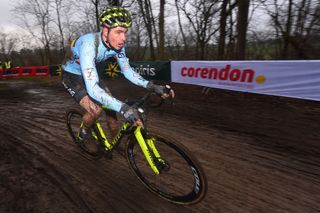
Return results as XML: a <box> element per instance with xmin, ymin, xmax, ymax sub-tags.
<box><xmin>147</xmin><ymin>81</ymin><xmax>171</xmax><ymax>96</ymax></box>
<box><xmin>120</xmin><ymin>104</ymin><xmax>140</xmax><ymax>124</ymax></box>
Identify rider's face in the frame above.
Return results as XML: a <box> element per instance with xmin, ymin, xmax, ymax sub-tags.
<box><xmin>103</xmin><ymin>26</ymin><xmax>128</xmax><ymax>50</ymax></box>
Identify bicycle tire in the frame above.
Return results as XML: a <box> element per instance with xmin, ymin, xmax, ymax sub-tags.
<box><xmin>126</xmin><ymin>131</ymin><xmax>207</xmax><ymax>205</ymax></box>
<box><xmin>65</xmin><ymin>108</ymin><xmax>101</xmax><ymax>158</ymax></box>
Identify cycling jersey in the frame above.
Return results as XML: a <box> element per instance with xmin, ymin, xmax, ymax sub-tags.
<box><xmin>62</xmin><ymin>32</ymin><xmax>149</xmax><ymax>112</ymax></box>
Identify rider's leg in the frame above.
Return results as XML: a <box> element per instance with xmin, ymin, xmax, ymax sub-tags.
<box><xmin>80</xmin><ymin>96</ymin><xmax>118</xmax><ymax>139</ymax></box>
<box><xmin>78</xmin><ymin>95</ymin><xmax>103</xmax><ymax>139</ymax></box>
<box><xmin>80</xmin><ymin>95</ymin><xmax>103</xmax><ymax>127</ymax></box>
<box><xmin>105</xmin><ymin>110</ymin><xmax>119</xmax><ymax>137</ymax></box>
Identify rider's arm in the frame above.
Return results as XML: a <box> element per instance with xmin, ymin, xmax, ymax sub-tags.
<box><xmin>116</xmin><ymin>49</ymin><xmax>149</xmax><ymax>88</ymax></box>
<box><xmin>79</xmin><ymin>39</ymin><xmax>124</xmax><ymax>112</ymax></box>
<box><xmin>116</xmin><ymin>50</ymin><xmax>174</xmax><ymax>98</ymax></box>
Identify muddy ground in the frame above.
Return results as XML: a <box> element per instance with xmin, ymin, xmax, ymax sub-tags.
<box><xmin>0</xmin><ymin>76</ymin><xmax>319</xmax><ymax>213</ymax></box>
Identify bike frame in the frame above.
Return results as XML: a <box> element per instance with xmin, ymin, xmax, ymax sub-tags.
<box><xmin>93</xmin><ymin>117</ymin><xmax>162</xmax><ymax>175</ymax></box>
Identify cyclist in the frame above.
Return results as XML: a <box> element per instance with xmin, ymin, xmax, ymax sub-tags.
<box><xmin>62</xmin><ymin>6</ymin><xmax>174</xmax><ymax>142</ymax></box>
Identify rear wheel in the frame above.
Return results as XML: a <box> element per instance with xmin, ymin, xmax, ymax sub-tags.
<box><xmin>126</xmin><ymin>131</ymin><xmax>207</xmax><ymax>205</ymax></box>
<box><xmin>65</xmin><ymin>109</ymin><xmax>101</xmax><ymax>157</ymax></box>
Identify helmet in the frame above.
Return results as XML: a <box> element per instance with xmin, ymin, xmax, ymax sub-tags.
<box><xmin>99</xmin><ymin>7</ymin><xmax>132</xmax><ymax>28</ymax></box>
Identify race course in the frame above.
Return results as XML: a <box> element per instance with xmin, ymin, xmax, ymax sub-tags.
<box><xmin>0</xmin><ymin>77</ymin><xmax>319</xmax><ymax>213</ymax></box>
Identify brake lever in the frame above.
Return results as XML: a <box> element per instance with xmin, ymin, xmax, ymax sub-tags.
<box><xmin>163</xmin><ymin>85</ymin><xmax>175</xmax><ymax>106</ymax></box>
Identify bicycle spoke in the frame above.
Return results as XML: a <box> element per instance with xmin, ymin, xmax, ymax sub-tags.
<box><xmin>126</xmin><ymin>133</ymin><xmax>206</xmax><ymax>204</ymax></box>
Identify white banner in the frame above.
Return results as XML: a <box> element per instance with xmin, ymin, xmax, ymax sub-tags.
<box><xmin>171</xmin><ymin>60</ymin><xmax>320</xmax><ymax>101</ymax></box>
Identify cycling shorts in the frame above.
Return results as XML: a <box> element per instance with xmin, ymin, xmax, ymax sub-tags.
<box><xmin>62</xmin><ymin>71</ymin><xmax>112</xmax><ymax>104</ymax></box>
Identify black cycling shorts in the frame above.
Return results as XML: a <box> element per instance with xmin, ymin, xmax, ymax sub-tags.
<box><xmin>62</xmin><ymin>71</ymin><xmax>112</xmax><ymax>104</ymax></box>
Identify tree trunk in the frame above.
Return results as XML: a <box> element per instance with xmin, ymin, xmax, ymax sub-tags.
<box><xmin>235</xmin><ymin>0</ymin><xmax>250</xmax><ymax>59</ymax></box>
<box><xmin>175</xmin><ymin>0</ymin><xmax>188</xmax><ymax>54</ymax></box>
<box><xmin>218</xmin><ymin>0</ymin><xmax>228</xmax><ymax>59</ymax></box>
<box><xmin>141</xmin><ymin>0</ymin><xmax>156</xmax><ymax>60</ymax></box>
<box><xmin>54</xmin><ymin>0</ymin><xmax>65</xmax><ymax>56</ymax></box>
<box><xmin>93</xmin><ymin>0</ymin><xmax>100</xmax><ymax>32</ymax></box>
<box><xmin>159</xmin><ymin>0</ymin><xmax>165</xmax><ymax>60</ymax></box>
<box><xmin>282</xmin><ymin>0</ymin><xmax>293</xmax><ymax>59</ymax></box>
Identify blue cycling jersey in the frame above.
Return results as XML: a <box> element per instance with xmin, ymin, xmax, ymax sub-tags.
<box><xmin>62</xmin><ymin>32</ymin><xmax>149</xmax><ymax>112</ymax></box>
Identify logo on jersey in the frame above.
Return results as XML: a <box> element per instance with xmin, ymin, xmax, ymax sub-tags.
<box><xmin>84</xmin><ymin>68</ymin><xmax>97</xmax><ymax>80</ymax></box>
<box><xmin>117</xmin><ymin>53</ymin><xmax>126</xmax><ymax>58</ymax></box>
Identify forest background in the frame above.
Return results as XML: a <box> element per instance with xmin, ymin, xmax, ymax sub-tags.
<box><xmin>0</xmin><ymin>0</ymin><xmax>319</xmax><ymax>67</ymax></box>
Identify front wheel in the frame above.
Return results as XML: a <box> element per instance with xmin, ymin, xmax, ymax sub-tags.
<box><xmin>126</xmin><ymin>131</ymin><xmax>207</xmax><ymax>205</ymax></box>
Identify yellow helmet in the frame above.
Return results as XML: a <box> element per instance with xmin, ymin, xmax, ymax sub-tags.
<box><xmin>99</xmin><ymin>7</ymin><xmax>132</xmax><ymax>28</ymax></box>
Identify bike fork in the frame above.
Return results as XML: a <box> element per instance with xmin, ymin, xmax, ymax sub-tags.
<box><xmin>134</xmin><ymin>126</ymin><xmax>162</xmax><ymax>175</ymax></box>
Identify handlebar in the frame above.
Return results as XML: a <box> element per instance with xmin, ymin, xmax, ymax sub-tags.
<box><xmin>119</xmin><ymin>91</ymin><xmax>174</xmax><ymax>133</ymax></box>
<box><xmin>130</xmin><ymin>92</ymin><xmax>153</xmax><ymax>109</ymax></box>
<box><xmin>129</xmin><ymin>90</ymin><xmax>174</xmax><ymax>110</ymax></box>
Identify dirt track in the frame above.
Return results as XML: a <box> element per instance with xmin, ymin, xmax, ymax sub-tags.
<box><xmin>0</xmin><ymin>77</ymin><xmax>320</xmax><ymax>213</ymax></box>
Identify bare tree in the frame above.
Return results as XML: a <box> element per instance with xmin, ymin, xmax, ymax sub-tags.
<box><xmin>71</xmin><ymin>0</ymin><xmax>107</xmax><ymax>34</ymax></box>
<box><xmin>159</xmin><ymin>0</ymin><xmax>165</xmax><ymax>60</ymax></box>
<box><xmin>176</xmin><ymin>0</ymin><xmax>220</xmax><ymax>59</ymax></box>
<box><xmin>91</xmin><ymin>0</ymin><xmax>101</xmax><ymax>32</ymax></box>
<box><xmin>137</xmin><ymin>0</ymin><xmax>157</xmax><ymax>60</ymax></box>
<box><xmin>246</xmin><ymin>30</ymin><xmax>275</xmax><ymax>59</ymax></box>
<box><xmin>263</xmin><ymin>0</ymin><xmax>320</xmax><ymax>59</ymax></box>
<box><xmin>218</xmin><ymin>0</ymin><xmax>229</xmax><ymax>59</ymax></box>
<box><xmin>217</xmin><ymin>0</ymin><xmax>237</xmax><ymax>59</ymax></box>
<box><xmin>14</xmin><ymin>0</ymin><xmax>54</xmax><ymax>65</ymax></box>
<box><xmin>0</xmin><ymin>32</ymin><xmax>16</xmax><ymax>60</ymax></box>
<box><xmin>9</xmin><ymin>0</ymin><xmax>320</xmax><ymax>65</ymax></box>
<box><xmin>127</xmin><ymin>7</ymin><xmax>148</xmax><ymax>60</ymax></box>
<box><xmin>174</xmin><ymin>0</ymin><xmax>188</xmax><ymax>55</ymax></box>
<box><xmin>52</xmin><ymin>0</ymin><xmax>67</xmax><ymax>55</ymax></box>
<box><xmin>235</xmin><ymin>0</ymin><xmax>250</xmax><ymax>59</ymax></box>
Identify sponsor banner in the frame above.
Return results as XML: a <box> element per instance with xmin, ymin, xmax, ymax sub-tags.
<box><xmin>49</xmin><ymin>65</ymin><xmax>62</xmax><ymax>76</ymax></box>
<box><xmin>101</xmin><ymin>61</ymin><xmax>171</xmax><ymax>81</ymax></box>
<box><xmin>171</xmin><ymin>60</ymin><xmax>320</xmax><ymax>101</ymax></box>
<box><xmin>49</xmin><ymin>61</ymin><xmax>170</xmax><ymax>80</ymax></box>
<box><xmin>130</xmin><ymin>61</ymin><xmax>171</xmax><ymax>81</ymax></box>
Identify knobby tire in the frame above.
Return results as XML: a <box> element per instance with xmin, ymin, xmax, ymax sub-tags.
<box><xmin>126</xmin><ymin>131</ymin><xmax>207</xmax><ymax>205</ymax></box>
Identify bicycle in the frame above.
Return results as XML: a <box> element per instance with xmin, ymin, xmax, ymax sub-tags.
<box><xmin>65</xmin><ymin>92</ymin><xmax>207</xmax><ymax>205</ymax></box>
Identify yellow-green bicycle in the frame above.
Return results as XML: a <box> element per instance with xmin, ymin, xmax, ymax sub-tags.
<box><xmin>66</xmin><ymin>92</ymin><xmax>207</xmax><ymax>205</ymax></box>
